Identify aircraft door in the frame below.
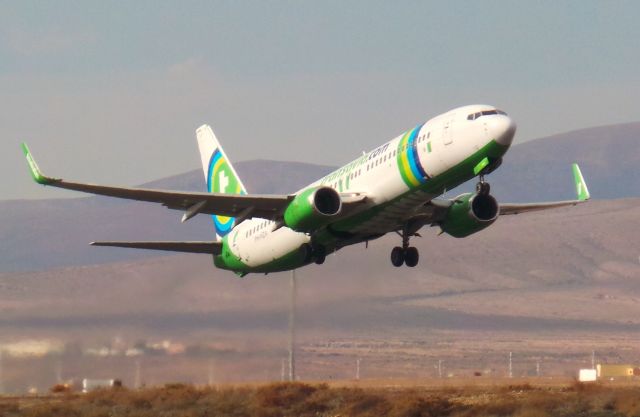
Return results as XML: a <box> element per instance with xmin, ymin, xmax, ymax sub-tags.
<box><xmin>442</xmin><ymin>116</ymin><xmax>454</xmax><ymax>145</ymax></box>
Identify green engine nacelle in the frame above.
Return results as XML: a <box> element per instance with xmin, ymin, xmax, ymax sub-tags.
<box><xmin>283</xmin><ymin>186</ymin><xmax>342</xmax><ymax>233</ymax></box>
<box><xmin>440</xmin><ymin>192</ymin><xmax>499</xmax><ymax>238</ymax></box>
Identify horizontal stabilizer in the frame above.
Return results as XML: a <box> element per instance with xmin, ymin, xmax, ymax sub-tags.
<box><xmin>90</xmin><ymin>241</ymin><xmax>222</xmax><ymax>254</ymax></box>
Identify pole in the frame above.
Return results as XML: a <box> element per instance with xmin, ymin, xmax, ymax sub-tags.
<box><xmin>438</xmin><ymin>360</ymin><xmax>442</xmax><ymax>378</ymax></box>
<box><xmin>55</xmin><ymin>358</ymin><xmax>62</xmax><ymax>383</ymax></box>
<box><xmin>591</xmin><ymin>350</ymin><xmax>595</xmax><ymax>369</ymax></box>
<box><xmin>356</xmin><ymin>358</ymin><xmax>361</xmax><ymax>380</ymax></box>
<box><xmin>134</xmin><ymin>359</ymin><xmax>141</xmax><ymax>389</ymax></box>
<box><xmin>208</xmin><ymin>359</ymin><xmax>214</xmax><ymax>387</ymax></box>
<box><xmin>508</xmin><ymin>352</ymin><xmax>513</xmax><ymax>378</ymax></box>
<box><xmin>288</xmin><ymin>269</ymin><xmax>297</xmax><ymax>382</ymax></box>
<box><xmin>0</xmin><ymin>350</ymin><xmax>3</xmax><ymax>394</ymax></box>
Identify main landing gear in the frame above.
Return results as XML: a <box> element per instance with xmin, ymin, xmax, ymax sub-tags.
<box><xmin>314</xmin><ymin>246</ymin><xmax>326</xmax><ymax>265</ymax></box>
<box><xmin>390</xmin><ymin>227</ymin><xmax>419</xmax><ymax>268</ymax></box>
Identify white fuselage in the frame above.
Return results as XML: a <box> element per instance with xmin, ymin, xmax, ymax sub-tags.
<box><xmin>226</xmin><ymin>105</ymin><xmax>515</xmax><ymax>268</ymax></box>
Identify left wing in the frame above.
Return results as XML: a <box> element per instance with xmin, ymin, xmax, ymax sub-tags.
<box><xmin>22</xmin><ymin>143</ymin><xmax>292</xmax><ymax>222</ymax></box>
<box><xmin>415</xmin><ymin>163</ymin><xmax>590</xmax><ymax>224</ymax></box>
<box><xmin>499</xmin><ymin>163</ymin><xmax>590</xmax><ymax>215</ymax></box>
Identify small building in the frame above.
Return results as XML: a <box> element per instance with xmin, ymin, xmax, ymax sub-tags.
<box><xmin>82</xmin><ymin>379</ymin><xmax>122</xmax><ymax>393</ymax></box>
<box><xmin>578</xmin><ymin>369</ymin><xmax>597</xmax><ymax>382</ymax></box>
<box><xmin>596</xmin><ymin>364</ymin><xmax>637</xmax><ymax>379</ymax></box>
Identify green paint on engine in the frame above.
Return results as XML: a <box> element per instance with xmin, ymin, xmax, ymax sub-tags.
<box><xmin>283</xmin><ymin>187</ymin><xmax>338</xmax><ymax>233</ymax></box>
<box><xmin>439</xmin><ymin>193</ymin><xmax>497</xmax><ymax>238</ymax></box>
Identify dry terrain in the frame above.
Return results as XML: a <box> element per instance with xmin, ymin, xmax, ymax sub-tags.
<box><xmin>2</xmin><ymin>381</ymin><xmax>640</xmax><ymax>417</ymax></box>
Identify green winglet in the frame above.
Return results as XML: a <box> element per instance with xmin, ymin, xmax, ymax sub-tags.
<box><xmin>572</xmin><ymin>163</ymin><xmax>590</xmax><ymax>201</ymax></box>
<box><xmin>21</xmin><ymin>143</ymin><xmax>53</xmax><ymax>185</ymax></box>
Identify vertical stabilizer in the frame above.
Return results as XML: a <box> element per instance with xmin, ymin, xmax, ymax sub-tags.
<box><xmin>196</xmin><ymin>124</ymin><xmax>248</xmax><ymax>240</ymax></box>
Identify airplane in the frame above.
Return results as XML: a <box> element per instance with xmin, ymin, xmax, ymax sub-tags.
<box><xmin>22</xmin><ymin>104</ymin><xmax>590</xmax><ymax>277</ymax></box>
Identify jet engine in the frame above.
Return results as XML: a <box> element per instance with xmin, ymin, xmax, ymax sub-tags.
<box><xmin>439</xmin><ymin>192</ymin><xmax>499</xmax><ymax>238</ymax></box>
<box><xmin>283</xmin><ymin>186</ymin><xmax>342</xmax><ymax>233</ymax></box>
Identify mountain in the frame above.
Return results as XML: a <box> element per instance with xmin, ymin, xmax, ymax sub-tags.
<box><xmin>486</xmin><ymin>122</ymin><xmax>640</xmax><ymax>202</ymax></box>
<box><xmin>1</xmin><ymin>122</ymin><xmax>639</xmax><ymax>272</ymax></box>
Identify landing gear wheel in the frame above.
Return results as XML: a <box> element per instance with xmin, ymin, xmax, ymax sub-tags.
<box><xmin>314</xmin><ymin>246</ymin><xmax>327</xmax><ymax>265</ymax></box>
<box><xmin>314</xmin><ymin>252</ymin><xmax>326</xmax><ymax>265</ymax></box>
<box><xmin>391</xmin><ymin>246</ymin><xmax>404</xmax><ymax>267</ymax></box>
<box><xmin>301</xmin><ymin>243</ymin><xmax>313</xmax><ymax>263</ymax></box>
<box><xmin>404</xmin><ymin>247</ymin><xmax>419</xmax><ymax>267</ymax></box>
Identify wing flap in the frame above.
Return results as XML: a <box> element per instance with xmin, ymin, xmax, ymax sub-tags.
<box><xmin>90</xmin><ymin>241</ymin><xmax>223</xmax><ymax>254</ymax></box>
<box><xmin>500</xmin><ymin>200</ymin><xmax>585</xmax><ymax>215</ymax></box>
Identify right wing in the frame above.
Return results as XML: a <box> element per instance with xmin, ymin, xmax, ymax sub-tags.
<box><xmin>22</xmin><ymin>143</ymin><xmax>292</xmax><ymax>222</ymax></box>
<box><xmin>411</xmin><ymin>163</ymin><xmax>590</xmax><ymax>226</ymax></box>
<box><xmin>90</xmin><ymin>241</ymin><xmax>222</xmax><ymax>254</ymax></box>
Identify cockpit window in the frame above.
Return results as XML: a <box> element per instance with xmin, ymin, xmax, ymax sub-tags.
<box><xmin>467</xmin><ymin>109</ymin><xmax>507</xmax><ymax>120</ymax></box>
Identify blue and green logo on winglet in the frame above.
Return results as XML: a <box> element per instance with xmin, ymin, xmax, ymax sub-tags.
<box><xmin>572</xmin><ymin>163</ymin><xmax>590</xmax><ymax>201</ymax></box>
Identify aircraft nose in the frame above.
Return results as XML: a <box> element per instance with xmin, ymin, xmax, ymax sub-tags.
<box><xmin>488</xmin><ymin>116</ymin><xmax>517</xmax><ymax>147</ymax></box>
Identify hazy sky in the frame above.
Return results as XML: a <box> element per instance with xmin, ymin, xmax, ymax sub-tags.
<box><xmin>2</xmin><ymin>1</ymin><xmax>640</xmax><ymax>199</ymax></box>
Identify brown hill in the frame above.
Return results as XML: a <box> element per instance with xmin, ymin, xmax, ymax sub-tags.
<box><xmin>1</xmin><ymin>198</ymin><xmax>638</xmax><ymax>333</ymax></box>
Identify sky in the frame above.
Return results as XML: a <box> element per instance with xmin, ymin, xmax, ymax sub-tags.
<box><xmin>2</xmin><ymin>0</ymin><xmax>640</xmax><ymax>199</ymax></box>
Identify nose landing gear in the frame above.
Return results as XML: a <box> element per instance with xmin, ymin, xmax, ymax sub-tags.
<box><xmin>476</xmin><ymin>174</ymin><xmax>491</xmax><ymax>195</ymax></box>
<box><xmin>390</xmin><ymin>226</ymin><xmax>420</xmax><ymax>268</ymax></box>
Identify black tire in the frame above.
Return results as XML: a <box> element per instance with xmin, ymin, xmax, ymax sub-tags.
<box><xmin>300</xmin><ymin>243</ymin><xmax>313</xmax><ymax>263</ymax></box>
<box><xmin>390</xmin><ymin>246</ymin><xmax>404</xmax><ymax>267</ymax></box>
<box><xmin>404</xmin><ymin>247</ymin><xmax>419</xmax><ymax>267</ymax></box>
<box><xmin>314</xmin><ymin>246</ymin><xmax>327</xmax><ymax>264</ymax></box>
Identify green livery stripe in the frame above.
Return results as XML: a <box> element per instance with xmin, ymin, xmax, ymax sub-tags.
<box><xmin>396</xmin><ymin>124</ymin><xmax>428</xmax><ymax>188</ymax></box>
<box><xmin>396</xmin><ymin>130</ymin><xmax>415</xmax><ymax>187</ymax></box>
